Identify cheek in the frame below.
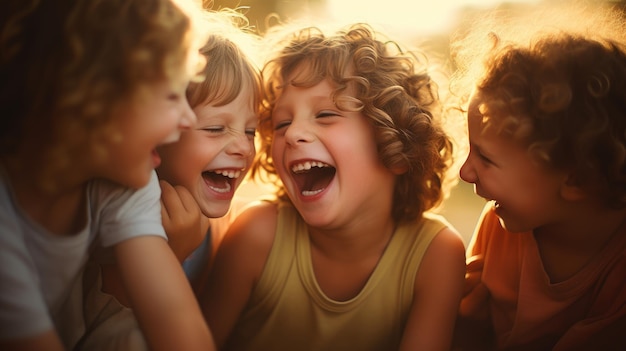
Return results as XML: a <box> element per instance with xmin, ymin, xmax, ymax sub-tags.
<box><xmin>246</xmin><ymin>144</ymin><xmax>256</xmax><ymax>167</ymax></box>
<box><xmin>158</xmin><ymin>107</ymin><xmax>183</xmax><ymax>134</ymax></box>
<box><xmin>270</xmin><ymin>138</ymin><xmax>284</xmax><ymax>165</ymax></box>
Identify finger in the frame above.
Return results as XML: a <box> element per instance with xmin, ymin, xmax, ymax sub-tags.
<box><xmin>172</xmin><ymin>185</ymin><xmax>199</xmax><ymax>214</ymax></box>
<box><xmin>459</xmin><ymin>283</ymin><xmax>490</xmax><ymax>317</ymax></box>
<box><xmin>159</xmin><ymin>180</ymin><xmax>180</xmax><ymax>212</ymax></box>
<box><xmin>464</xmin><ymin>270</ymin><xmax>482</xmax><ymax>294</ymax></box>
<box><xmin>466</xmin><ymin>254</ymin><xmax>484</xmax><ymax>272</ymax></box>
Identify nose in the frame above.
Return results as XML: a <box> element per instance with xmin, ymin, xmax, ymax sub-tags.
<box><xmin>459</xmin><ymin>154</ymin><xmax>476</xmax><ymax>184</ymax></box>
<box><xmin>226</xmin><ymin>131</ymin><xmax>254</xmax><ymax>158</ymax></box>
<box><xmin>179</xmin><ymin>99</ymin><xmax>197</xmax><ymax>131</ymax></box>
<box><xmin>284</xmin><ymin>118</ymin><xmax>313</xmax><ymax>146</ymax></box>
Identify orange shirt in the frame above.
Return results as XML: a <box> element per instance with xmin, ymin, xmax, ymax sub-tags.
<box><xmin>467</xmin><ymin>202</ymin><xmax>626</xmax><ymax>350</ymax></box>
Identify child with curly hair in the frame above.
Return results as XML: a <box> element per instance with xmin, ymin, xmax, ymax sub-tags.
<box><xmin>0</xmin><ymin>0</ymin><xmax>214</xmax><ymax>350</ymax></box>
<box><xmin>452</xmin><ymin>4</ymin><xmax>626</xmax><ymax>350</ymax></box>
<box><xmin>77</xmin><ymin>10</ymin><xmax>262</xmax><ymax>351</ymax></box>
<box><xmin>203</xmin><ymin>22</ymin><xmax>466</xmax><ymax>351</ymax></box>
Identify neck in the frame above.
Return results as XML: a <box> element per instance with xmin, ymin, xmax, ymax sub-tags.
<box><xmin>3</xmin><ymin>153</ymin><xmax>89</xmax><ymax>236</ymax></box>
<box><xmin>534</xmin><ymin>204</ymin><xmax>626</xmax><ymax>282</ymax></box>
<box><xmin>307</xmin><ymin>215</ymin><xmax>397</xmax><ymax>262</ymax></box>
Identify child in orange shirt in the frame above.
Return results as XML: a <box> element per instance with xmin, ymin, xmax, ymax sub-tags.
<box><xmin>452</xmin><ymin>4</ymin><xmax>626</xmax><ymax>350</ymax></box>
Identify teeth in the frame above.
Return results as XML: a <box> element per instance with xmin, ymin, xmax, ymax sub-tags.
<box><xmin>291</xmin><ymin>161</ymin><xmax>330</xmax><ymax>173</ymax></box>
<box><xmin>302</xmin><ymin>189</ymin><xmax>323</xmax><ymax>196</ymax></box>
<box><xmin>213</xmin><ymin>169</ymin><xmax>241</xmax><ymax>179</ymax></box>
<box><xmin>210</xmin><ymin>182</ymin><xmax>232</xmax><ymax>193</ymax></box>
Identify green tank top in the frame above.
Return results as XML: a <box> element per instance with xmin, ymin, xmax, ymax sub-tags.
<box><xmin>225</xmin><ymin>203</ymin><xmax>449</xmax><ymax>351</ymax></box>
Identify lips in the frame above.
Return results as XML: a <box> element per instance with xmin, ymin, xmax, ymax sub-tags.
<box><xmin>151</xmin><ymin>149</ymin><xmax>161</xmax><ymax>168</ymax></box>
<box><xmin>290</xmin><ymin>160</ymin><xmax>336</xmax><ymax>196</ymax></box>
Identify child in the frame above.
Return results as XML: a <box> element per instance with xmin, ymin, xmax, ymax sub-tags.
<box><xmin>451</xmin><ymin>4</ymin><xmax>626</xmax><ymax>350</ymax></box>
<box><xmin>159</xmin><ymin>16</ymin><xmax>262</xmax><ymax>288</ymax></box>
<box><xmin>155</xmin><ymin>11</ymin><xmax>263</xmax><ymax>291</ymax></box>
<box><xmin>0</xmin><ymin>0</ymin><xmax>214</xmax><ymax>350</ymax></box>
<box><xmin>77</xmin><ymin>13</ymin><xmax>262</xmax><ymax>350</ymax></box>
<box><xmin>203</xmin><ymin>22</ymin><xmax>466</xmax><ymax>351</ymax></box>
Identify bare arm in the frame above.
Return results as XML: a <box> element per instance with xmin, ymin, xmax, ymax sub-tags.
<box><xmin>200</xmin><ymin>202</ymin><xmax>277</xmax><ymax>349</ymax></box>
<box><xmin>114</xmin><ymin>236</ymin><xmax>215</xmax><ymax>351</ymax></box>
<box><xmin>399</xmin><ymin>227</ymin><xmax>466</xmax><ymax>351</ymax></box>
<box><xmin>0</xmin><ymin>330</ymin><xmax>65</xmax><ymax>351</ymax></box>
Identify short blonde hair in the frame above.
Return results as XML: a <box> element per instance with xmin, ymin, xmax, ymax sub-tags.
<box><xmin>187</xmin><ymin>10</ymin><xmax>261</xmax><ymax>111</ymax></box>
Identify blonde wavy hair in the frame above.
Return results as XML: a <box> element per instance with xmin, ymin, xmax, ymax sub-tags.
<box><xmin>187</xmin><ymin>9</ymin><xmax>261</xmax><ymax>112</ymax></box>
<box><xmin>252</xmin><ymin>23</ymin><xmax>456</xmax><ymax>223</ymax></box>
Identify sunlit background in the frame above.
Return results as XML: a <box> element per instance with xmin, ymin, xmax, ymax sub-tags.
<box><xmin>210</xmin><ymin>0</ymin><xmax>626</xmax><ymax>243</ymax></box>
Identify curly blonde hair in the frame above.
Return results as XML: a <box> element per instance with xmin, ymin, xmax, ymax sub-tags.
<box><xmin>252</xmin><ymin>23</ymin><xmax>455</xmax><ymax>223</ymax></box>
<box><xmin>451</xmin><ymin>3</ymin><xmax>626</xmax><ymax>209</ymax></box>
<box><xmin>0</xmin><ymin>0</ymin><xmax>206</xmax><ymax>187</ymax></box>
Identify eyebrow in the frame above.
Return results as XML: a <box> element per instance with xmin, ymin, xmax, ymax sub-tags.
<box><xmin>273</xmin><ymin>94</ymin><xmax>334</xmax><ymax>112</ymax></box>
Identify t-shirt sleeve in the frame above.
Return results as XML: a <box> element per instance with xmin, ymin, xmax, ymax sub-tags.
<box><xmin>0</xmin><ymin>203</ymin><xmax>52</xmax><ymax>339</ymax></box>
<box><xmin>97</xmin><ymin>171</ymin><xmax>166</xmax><ymax>247</ymax></box>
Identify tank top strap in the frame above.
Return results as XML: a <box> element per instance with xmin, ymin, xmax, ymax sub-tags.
<box><xmin>248</xmin><ymin>202</ymin><xmax>300</xmax><ymax>306</ymax></box>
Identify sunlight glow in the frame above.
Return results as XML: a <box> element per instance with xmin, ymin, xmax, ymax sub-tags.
<box><xmin>325</xmin><ymin>0</ymin><xmax>541</xmax><ymax>36</ymax></box>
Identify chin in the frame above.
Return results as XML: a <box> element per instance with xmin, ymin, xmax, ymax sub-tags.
<box><xmin>201</xmin><ymin>203</ymin><xmax>230</xmax><ymax>219</ymax></box>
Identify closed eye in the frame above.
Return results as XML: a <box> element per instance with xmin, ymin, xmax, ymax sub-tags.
<box><xmin>202</xmin><ymin>126</ymin><xmax>225</xmax><ymax>134</ymax></box>
<box><xmin>316</xmin><ymin>110</ymin><xmax>340</xmax><ymax>118</ymax></box>
<box><xmin>273</xmin><ymin>120</ymin><xmax>291</xmax><ymax>131</ymax></box>
<box><xmin>245</xmin><ymin>128</ymin><xmax>256</xmax><ymax>139</ymax></box>
<box><xmin>478</xmin><ymin>152</ymin><xmax>496</xmax><ymax>166</ymax></box>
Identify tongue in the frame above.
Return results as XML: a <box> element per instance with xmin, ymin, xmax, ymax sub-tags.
<box><xmin>302</xmin><ymin>167</ymin><xmax>334</xmax><ymax>192</ymax></box>
<box><xmin>305</xmin><ymin>177</ymin><xmax>328</xmax><ymax>192</ymax></box>
<box><xmin>203</xmin><ymin>173</ymin><xmax>230</xmax><ymax>191</ymax></box>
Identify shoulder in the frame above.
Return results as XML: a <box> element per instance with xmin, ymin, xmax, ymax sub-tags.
<box><xmin>90</xmin><ymin>170</ymin><xmax>161</xmax><ymax>208</ymax></box>
<box><xmin>427</xmin><ymin>226</ymin><xmax>466</xmax><ymax>267</ymax></box>
<box><xmin>212</xmin><ymin>200</ymin><xmax>279</xmax><ymax>279</ymax></box>
<box><xmin>226</xmin><ymin>200</ymin><xmax>279</xmax><ymax>242</ymax></box>
<box><xmin>91</xmin><ymin>171</ymin><xmax>164</xmax><ymax>247</ymax></box>
<box><xmin>416</xmin><ymin>223</ymin><xmax>466</xmax><ymax>288</ymax></box>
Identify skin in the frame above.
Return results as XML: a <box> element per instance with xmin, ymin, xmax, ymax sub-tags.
<box><xmin>156</xmin><ymin>83</ymin><xmax>257</xmax><ymax>290</ymax></box>
<box><xmin>457</xmin><ymin>91</ymin><xmax>626</xmax><ymax>348</ymax></box>
<box><xmin>157</xmin><ymin>82</ymin><xmax>257</xmax><ymax>232</ymax></box>
<box><xmin>0</xmin><ymin>73</ymin><xmax>215</xmax><ymax>351</ymax></box>
<box><xmin>204</xmin><ymin>77</ymin><xmax>465</xmax><ymax>351</ymax></box>
<box><xmin>104</xmin><ymin>80</ymin><xmax>258</xmax><ymax>293</ymax></box>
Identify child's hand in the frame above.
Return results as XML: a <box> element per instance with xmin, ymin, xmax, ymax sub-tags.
<box><xmin>159</xmin><ymin>180</ymin><xmax>206</xmax><ymax>262</ymax></box>
<box><xmin>459</xmin><ymin>254</ymin><xmax>489</xmax><ymax>320</ymax></box>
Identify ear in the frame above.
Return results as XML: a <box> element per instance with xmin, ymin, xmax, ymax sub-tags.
<box><xmin>389</xmin><ymin>161</ymin><xmax>408</xmax><ymax>175</ymax></box>
<box><xmin>560</xmin><ymin>174</ymin><xmax>587</xmax><ymax>201</ymax></box>
<box><xmin>391</xmin><ymin>167</ymin><xmax>408</xmax><ymax>175</ymax></box>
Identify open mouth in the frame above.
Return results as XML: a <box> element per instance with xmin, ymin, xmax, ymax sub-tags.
<box><xmin>202</xmin><ymin>169</ymin><xmax>242</xmax><ymax>193</ymax></box>
<box><xmin>291</xmin><ymin>161</ymin><xmax>336</xmax><ymax>196</ymax></box>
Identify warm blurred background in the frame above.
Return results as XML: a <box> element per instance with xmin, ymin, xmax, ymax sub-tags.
<box><xmin>209</xmin><ymin>0</ymin><xmax>626</xmax><ymax>244</ymax></box>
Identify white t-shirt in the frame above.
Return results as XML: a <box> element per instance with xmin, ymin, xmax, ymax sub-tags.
<box><xmin>0</xmin><ymin>169</ymin><xmax>166</xmax><ymax>348</ymax></box>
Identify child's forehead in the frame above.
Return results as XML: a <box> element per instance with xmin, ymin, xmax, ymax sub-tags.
<box><xmin>468</xmin><ymin>90</ymin><xmax>534</xmax><ymax>141</ymax></box>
